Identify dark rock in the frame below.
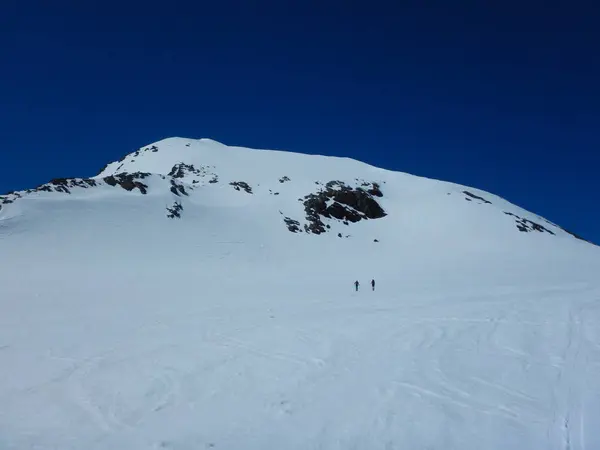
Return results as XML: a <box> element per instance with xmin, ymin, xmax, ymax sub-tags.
<box><xmin>230</xmin><ymin>181</ymin><xmax>253</xmax><ymax>194</ymax></box>
<box><xmin>103</xmin><ymin>173</ymin><xmax>149</xmax><ymax>194</ymax></box>
<box><xmin>170</xmin><ymin>180</ymin><xmax>188</xmax><ymax>197</ymax></box>
<box><xmin>166</xmin><ymin>201</ymin><xmax>183</xmax><ymax>219</ymax></box>
<box><xmin>1</xmin><ymin>172</ymin><xmax>147</xmax><ymax>208</ymax></box>
<box><xmin>507</xmin><ymin>211</ymin><xmax>595</xmax><ymax>243</ymax></box>
<box><xmin>284</xmin><ymin>217</ymin><xmax>301</xmax><ymax>233</ymax></box>
<box><xmin>43</xmin><ymin>178</ymin><xmax>98</xmax><ymax>194</ymax></box>
<box><xmin>279</xmin><ymin>176</ymin><xmax>291</xmax><ymax>183</ymax></box>
<box><xmin>8</xmin><ymin>177</ymin><xmax>101</xmax><ymax>196</ymax></box>
<box><xmin>364</xmin><ymin>182</ymin><xmax>383</xmax><ymax>197</ymax></box>
<box><xmin>463</xmin><ymin>191</ymin><xmax>492</xmax><ymax>204</ymax></box>
<box><xmin>302</xmin><ymin>181</ymin><xmax>386</xmax><ymax>234</ymax></box>
<box><xmin>505</xmin><ymin>211</ymin><xmax>555</xmax><ymax>235</ymax></box>
<box><xmin>169</xmin><ymin>163</ymin><xmax>202</xmax><ymax>179</ymax></box>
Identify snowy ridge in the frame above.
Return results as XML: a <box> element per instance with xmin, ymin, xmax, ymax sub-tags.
<box><xmin>0</xmin><ymin>137</ymin><xmax>591</xmax><ymax>243</ymax></box>
<box><xmin>1</xmin><ymin>137</ymin><xmax>600</xmax><ymax>450</ymax></box>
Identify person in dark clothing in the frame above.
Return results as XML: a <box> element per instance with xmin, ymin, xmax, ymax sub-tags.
<box><xmin>354</xmin><ymin>280</ymin><xmax>360</xmax><ymax>292</ymax></box>
<box><xmin>371</xmin><ymin>279</ymin><xmax>376</xmax><ymax>291</ymax></box>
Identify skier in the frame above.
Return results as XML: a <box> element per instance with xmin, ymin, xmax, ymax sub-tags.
<box><xmin>354</xmin><ymin>280</ymin><xmax>360</xmax><ymax>292</ymax></box>
<box><xmin>371</xmin><ymin>279</ymin><xmax>375</xmax><ymax>291</ymax></box>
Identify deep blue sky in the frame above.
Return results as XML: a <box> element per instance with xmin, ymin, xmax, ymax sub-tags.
<box><xmin>2</xmin><ymin>1</ymin><xmax>599</xmax><ymax>241</ymax></box>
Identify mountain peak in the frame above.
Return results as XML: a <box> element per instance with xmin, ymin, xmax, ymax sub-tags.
<box><xmin>96</xmin><ymin>137</ymin><xmax>229</xmax><ymax>177</ymax></box>
<box><xmin>1</xmin><ymin>137</ymin><xmax>596</xmax><ymax>247</ymax></box>
<box><xmin>153</xmin><ymin>137</ymin><xmax>227</xmax><ymax>147</ymax></box>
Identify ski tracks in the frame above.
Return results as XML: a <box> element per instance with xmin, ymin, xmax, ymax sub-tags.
<box><xmin>553</xmin><ymin>300</ymin><xmax>594</xmax><ymax>450</ymax></box>
<box><xmin>211</xmin><ymin>334</ymin><xmax>326</xmax><ymax>369</ymax></box>
<box><xmin>66</xmin><ymin>351</ymin><xmax>181</xmax><ymax>435</ymax></box>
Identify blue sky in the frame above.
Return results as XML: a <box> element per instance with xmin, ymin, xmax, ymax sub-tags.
<box><xmin>2</xmin><ymin>1</ymin><xmax>598</xmax><ymax>242</ymax></box>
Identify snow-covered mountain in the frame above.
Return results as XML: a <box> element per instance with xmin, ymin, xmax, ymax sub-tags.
<box><xmin>1</xmin><ymin>137</ymin><xmax>599</xmax><ymax>450</ymax></box>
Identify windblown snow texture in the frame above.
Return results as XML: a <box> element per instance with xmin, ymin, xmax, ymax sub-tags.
<box><xmin>1</xmin><ymin>137</ymin><xmax>599</xmax><ymax>450</ymax></box>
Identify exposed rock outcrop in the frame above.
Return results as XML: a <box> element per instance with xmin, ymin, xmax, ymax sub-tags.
<box><xmin>504</xmin><ymin>212</ymin><xmax>555</xmax><ymax>235</ymax></box>
<box><xmin>103</xmin><ymin>172</ymin><xmax>150</xmax><ymax>194</ymax></box>
<box><xmin>230</xmin><ymin>181</ymin><xmax>253</xmax><ymax>194</ymax></box>
<box><xmin>167</xmin><ymin>201</ymin><xmax>184</xmax><ymax>219</ymax></box>
<box><xmin>284</xmin><ymin>217</ymin><xmax>302</xmax><ymax>233</ymax></box>
<box><xmin>464</xmin><ymin>191</ymin><xmax>492</xmax><ymax>204</ymax></box>
<box><xmin>170</xmin><ymin>180</ymin><xmax>189</xmax><ymax>197</ymax></box>
<box><xmin>2</xmin><ymin>178</ymin><xmax>98</xmax><ymax>203</ymax></box>
<box><xmin>302</xmin><ymin>181</ymin><xmax>386</xmax><ymax>235</ymax></box>
<box><xmin>168</xmin><ymin>163</ymin><xmax>212</xmax><ymax>179</ymax></box>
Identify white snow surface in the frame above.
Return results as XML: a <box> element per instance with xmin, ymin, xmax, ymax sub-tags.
<box><xmin>1</xmin><ymin>137</ymin><xmax>600</xmax><ymax>449</ymax></box>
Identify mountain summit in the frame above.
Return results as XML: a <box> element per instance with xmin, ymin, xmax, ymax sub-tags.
<box><xmin>1</xmin><ymin>138</ymin><xmax>599</xmax><ymax>450</ymax></box>
<box><xmin>0</xmin><ymin>137</ymin><xmax>592</xmax><ymax>244</ymax></box>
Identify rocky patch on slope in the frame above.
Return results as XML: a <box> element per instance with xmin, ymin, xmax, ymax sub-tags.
<box><xmin>302</xmin><ymin>181</ymin><xmax>386</xmax><ymax>234</ymax></box>
<box><xmin>103</xmin><ymin>172</ymin><xmax>151</xmax><ymax>194</ymax></box>
<box><xmin>283</xmin><ymin>217</ymin><xmax>301</xmax><ymax>233</ymax></box>
<box><xmin>170</xmin><ymin>179</ymin><xmax>189</xmax><ymax>197</ymax></box>
<box><xmin>504</xmin><ymin>212</ymin><xmax>555</xmax><ymax>235</ymax></box>
<box><xmin>43</xmin><ymin>178</ymin><xmax>98</xmax><ymax>194</ymax></box>
<box><xmin>1</xmin><ymin>178</ymin><xmax>98</xmax><ymax>208</ymax></box>
<box><xmin>169</xmin><ymin>163</ymin><xmax>202</xmax><ymax>179</ymax></box>
<box><xmin>168</xmin><ymin>163</ymin><xmax>218</xmax><ymax>185</ymax></box>
<box><xmin>464</xmin><ymin>191</ymin><xmax>492</xmax><ymax>204</ymax></box>
<box><xmin>0</xmin><ymin>173</ymin><xmax>153</xmax><ymax>212</ymax></box>
<box><xmin>359</xmin><ymin>181</ymin><xmax>384</xmax><ymax>197</ymax></box>
<box><xmin>166</xmin><ymin>201</ymin><xmax>184</xmax><ymax>219</ymax></box>
<box><xmin>230</xmin><ymin>182</ymin><xmax>253</xmax><ymax>194</ymax></box>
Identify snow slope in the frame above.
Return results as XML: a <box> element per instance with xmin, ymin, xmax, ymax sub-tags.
<box><xmin>1</xmin><ymin>137</ymin><xmax>599</xmax><ymax>449</ymax></box>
